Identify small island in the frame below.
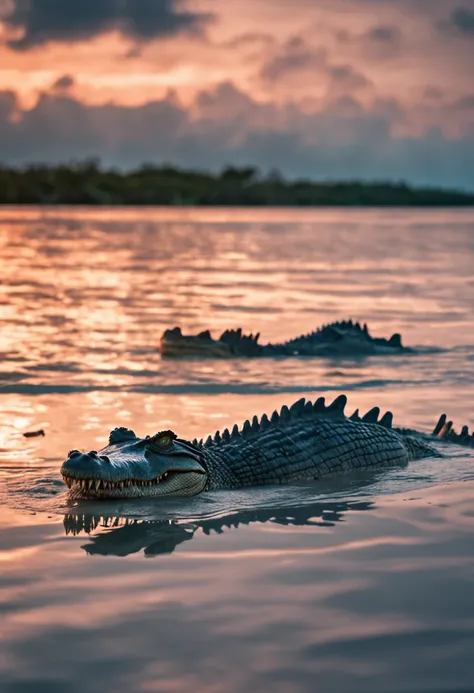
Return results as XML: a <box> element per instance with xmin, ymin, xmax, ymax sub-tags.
<box><xmin>1</xmin><ymin>161</ymin><xmax>473</xmax><ymax>206</ymax></box>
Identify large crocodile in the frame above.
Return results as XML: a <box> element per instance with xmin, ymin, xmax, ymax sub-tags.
<box><xmin>60</xmin><ymin>394</ymin><xmax>473</xmax><ymax>499</ymax></box>
<box><xmin>160</xmin><ymin>320</ymin><xmax>409</xmax><ymax>358</ymax></box>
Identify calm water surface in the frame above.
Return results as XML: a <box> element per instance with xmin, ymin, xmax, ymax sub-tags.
<box><xmin>1</xmin><ymin>206</ymin><xmax>474</xmax><ymax>692</ymax></box>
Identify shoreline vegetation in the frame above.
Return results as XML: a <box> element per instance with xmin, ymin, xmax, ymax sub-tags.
<box><xmin>0</xmin><ymin>161</ymin><xmax>473</xmax><ymax>206</ymax></box>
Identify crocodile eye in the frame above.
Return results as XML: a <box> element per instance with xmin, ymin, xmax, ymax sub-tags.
<box><xmin>148</xmin><ymin>430</ymin><xmax>177</xmax><ymax>451</ymax></box>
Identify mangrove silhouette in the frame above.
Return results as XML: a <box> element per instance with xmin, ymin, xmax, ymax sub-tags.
<box><xmin>1</xmin><ymin>161</ymin><xmax>473</xmax><ymax>206</ymax></box>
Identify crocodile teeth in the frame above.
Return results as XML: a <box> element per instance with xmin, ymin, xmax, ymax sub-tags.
<box><xmin>66</xmin><ymin>473</ymin><xmax>173</xmax><ymax>492</ymax></box>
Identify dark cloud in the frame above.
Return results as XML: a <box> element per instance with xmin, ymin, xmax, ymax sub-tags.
<box><xmin>450</xmin><ymin>7</ymin><xmax>474</xmax><ymax>36</ymax></box>
<box><xmin>362</xmin><ymin>24</ymin><xmax>402</xmax><ymax>59</ymax></box>
<box><xmin>0</xmin><ymin>85</ymin><xmax>473</xmax><ymax>190</ymax></box>
<box><xmin>2</xmin><ymin>0</ymin><xmax>211</xmax><ymax>50</ymax></box>
<box><xmin>424</xmin><ymin>86</ymin><xmax>444</xmax><ymax>101</ymax></box>
<box><xmin>0</xmin><ymin>90</ymin><xmax>18</xmax><ymax>122</ymax></box>
<box><xmin>51</xmin><ymin>74</ymin><xmax>75</xmax><ymax>92</ymax></box>
<box><xmin>367</xmin><ymin>25</ymin><xmax>401</xmax><ymax>44</ymax></box>
<box><xmin>328</xmin><ymin>65</ymin><xmax>372</xmax><ymax>92</ymax></box>
<box><xmin>259</xmin><ymin>37</ymin><xmax>371</xmax><ymax>95</ymax></box>
<box><xmin>453</xmin><ymin>94</ymin><xmax>474</xmax><ymax>109</ymax></box>
<box><xmin>260</xmin><ymin>37</ymin><xmax>327</xmax><ymax>82</ymax></box>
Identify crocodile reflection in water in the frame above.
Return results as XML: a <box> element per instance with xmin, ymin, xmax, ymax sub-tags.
<box><xmin>63</xmin><ymin>497</ymin><xmax>374</xmax><ymax>557</ymax></box>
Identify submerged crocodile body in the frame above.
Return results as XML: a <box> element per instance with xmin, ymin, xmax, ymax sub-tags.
<box><xmin>61</xmin><ymin>394</ymin><xmax>473</xmax><ymax>500</ymax></box>
<box><xmin>160</xmin><ymin>320</ymin><xmax>409</xmax><ymax>358</ymax></box>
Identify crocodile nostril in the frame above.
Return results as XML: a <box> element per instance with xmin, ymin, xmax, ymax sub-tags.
<box><xmin>100</xmin><ymin>455</ymin><xmax>110</xmax><ymax>463</ymax></box>
<box><xmin>89</xmin><ymin>450</ymin><xmax>98</xmax><ymax>457</ymax></box>
<box><xmin>68</xmin><ymin>449</ymin><xmax>81</xmax><ymax>458</ymax></box>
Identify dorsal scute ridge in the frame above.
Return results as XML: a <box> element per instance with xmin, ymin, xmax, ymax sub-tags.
<box><xmin>362</xmin><ymin>406</ymin><xmax>380</xmax><ymax>424</ymax></box>
<box><xmin>357</xmin><ymin>405</ymin><xmax>394</xmax><ymax>429</ymax></box>
<box><xmin>350</xmin><ymin>409</ymin><xmax>360</xmax><ymax>421</ymax></box>
<box><xmin>379</xmin><ymin>411</ymin><xmax>393</xmax><ymax>429</ymax></box>
<box><xmin>308</xmin><ymin>394</ymin><xmax>347</xmax><ymax>419</ymax></box>
<box><xmin>314</xmin><ymin>397</ymin><xmax>326</xmax><ymax>412</ymax></box>
<box><xmin>432</xmin><ymin>414</ymin><xmax>474</xmax><ymax>448</ymax></box>
<box><xmin>432</xmin><ymin>414</ymin><xmax>447</xmax><ymax>436</ymax></box>
<box><xmin>290</xmin><ymin>398</ymin><xmax>306</xmax><ymax>415</ymax></box>
<box><xmin>326</xmin><ymin>394</ymin><xmax>347</xmax><ymax>416</ymax></box>
<box><xmin>242</xmin><ymin>419</ymin><xmax>252</xmax><ymax>436</ymax></box>
<box><xmin>204</xmin><ymin>394</ymin><xmax>398</xmax><ymax>447</ymax></box>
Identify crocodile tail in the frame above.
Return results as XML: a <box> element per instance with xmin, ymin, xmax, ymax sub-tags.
<box><xmin>432</xmin><ymin>415</ymin><xmax>474</xmax><ymax>448</ymax></box>
<box><xmin>404</xmin><ymin>435</ymin><xmax>441</xmax><ymax>460</ymax></box>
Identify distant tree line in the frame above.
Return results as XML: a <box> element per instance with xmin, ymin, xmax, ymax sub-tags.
<box><xmin>0</xmin><ymin>160</ymin><xmax>472</xmax><ymax>206</ymax></box>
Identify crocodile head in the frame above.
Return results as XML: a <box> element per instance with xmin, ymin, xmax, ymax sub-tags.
<box><xmin>160</xmin><ymin>326</ymin><xmax>262</xmax><ymax>358</ymax></box>
<box><xmin>159</xmin><ymin>327</ymin><xmax>232</xmax><ymax>357</ymax></box>
<box><xmin>60</xmin><ymin>427</ymin><xmax>207</xmax><ymax>499</ymax></box>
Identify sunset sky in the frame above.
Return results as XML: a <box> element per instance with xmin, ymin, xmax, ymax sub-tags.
<box><xmin>1</xmin><ymin>0</ymin><xmax>473</xmax><ymax>187</ymax></box>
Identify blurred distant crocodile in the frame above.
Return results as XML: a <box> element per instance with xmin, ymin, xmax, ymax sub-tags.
<box><xmin>61</xmin><ymin>394</ymin><xmax>473</xmax><ymax>500</ymax></box>
<box><xmin>159</xmin><ymin>320</ymin><xmax>410</xmax><ymax>358</ymax></box>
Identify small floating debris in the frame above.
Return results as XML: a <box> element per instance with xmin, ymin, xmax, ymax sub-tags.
<box><xmin>23</xmin><ymin>429</ymin><xmax>45</xmax><ymax>438</ymax></box>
